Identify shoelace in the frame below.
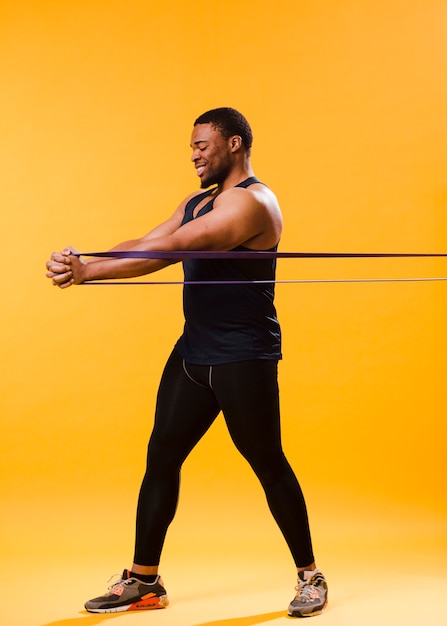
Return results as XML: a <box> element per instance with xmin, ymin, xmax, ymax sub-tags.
<box><xmin>107</xmin><ymin>572</ymin><xmax>157</xmax><ymax>593</ymax></box>
<box><xmin>294</xmin><ymin>572</ymin><xmax>323</xmax><ymax>602</ymax></box>
<box><xmin>295</xmin><ymin>581</ymin><xmax>318</xmax><ymax>601</ymax></box>
<box><xmin>107</xmin><ymin>573</ymin><xmax>129</xmax><ymax>593</ymax></box>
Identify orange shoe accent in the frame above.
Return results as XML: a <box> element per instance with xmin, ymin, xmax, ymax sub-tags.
<box><xmin>141</xmin><ymin>592</ymin><xmax>156</xmax><ymax>600</ymax></box>
<box><xmin>128</xmin><ymin>594</ymin><xmax>168</xmax><ymax>611</ymax></box>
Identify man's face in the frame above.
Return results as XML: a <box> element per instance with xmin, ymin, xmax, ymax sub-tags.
<box><xmin>190</xmin><ymin>123</ymin><xmax>233</xmax><ymax>188</ymax></box>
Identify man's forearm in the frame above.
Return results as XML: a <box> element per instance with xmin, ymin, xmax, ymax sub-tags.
<box><xmin>79</xmin><ymin>230</ymin><xmax>186</xmax><ymax>281</ymax></box>
<box><xmin>81</xmin><ymin>256</ymin><xmax>177</xmax><ymax>281</ymax></box>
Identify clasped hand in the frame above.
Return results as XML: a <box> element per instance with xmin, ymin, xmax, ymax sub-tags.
<box><xmin>45</xmin><ymin>246</ymin><xmax>85</xmax><ymax>288</ymax></box>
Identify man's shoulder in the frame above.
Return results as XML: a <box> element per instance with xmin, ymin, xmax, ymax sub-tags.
<box><xmin>220</xmin><ymin>181</ymin><xmax>280</xmax><ymax>211</ymax></box>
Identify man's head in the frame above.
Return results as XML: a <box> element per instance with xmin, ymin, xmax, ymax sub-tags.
<box><xmin>194</xmin><ymin>107</ymin><xmax>253</xmax><ymax>155</ymax></box>
<box><xmin>191</xmin><ymin>107</ymin><xmax>253</xmax><ymax>188</ymax></box>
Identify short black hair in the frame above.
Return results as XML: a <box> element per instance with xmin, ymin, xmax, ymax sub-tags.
<box><xmin>194</xmin><ymin>107</ymin><xmax>253</xmax><ymax>154</ymax></box>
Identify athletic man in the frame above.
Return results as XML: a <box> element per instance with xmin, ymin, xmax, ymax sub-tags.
<box><xmin>46</xmin><ymin>107</ymin><xmax>328</xmax><ymax>617</ymax></box>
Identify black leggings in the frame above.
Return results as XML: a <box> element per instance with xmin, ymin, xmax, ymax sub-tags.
<box><xmin>134</xmin><ymin>348</ymin><xmax>314</xmax><ymax>568</ymax></box>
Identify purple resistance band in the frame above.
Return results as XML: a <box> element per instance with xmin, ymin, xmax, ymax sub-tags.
<box><xmin>73</xmin><ymin>250</ymin><xmax>447</xmax><ymax>285</ymax></box>
<box><xmin>77</xmin><ymin>250</ymin><xmax>447</xmax><ymax>260</ymax></box>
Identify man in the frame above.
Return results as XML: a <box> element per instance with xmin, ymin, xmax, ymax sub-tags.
<box><xmin>46</xmin><ymin>107</ymin><xmax>328</xmax><ymax>617</ymax></box>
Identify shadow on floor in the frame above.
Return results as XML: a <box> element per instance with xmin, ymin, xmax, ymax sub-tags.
<box><xmin>39</xmin><ymin>609</ymin><xmax>288</xmax><ymax>626</ymax></box>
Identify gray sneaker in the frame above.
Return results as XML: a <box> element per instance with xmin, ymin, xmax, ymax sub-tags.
<box><xmin>288</xmin><ymin>568</ymin><xmax>328</xmax><ymax>617</ymax></box>
<box><xmin>85</xmin><ymin>569</ymin><xmax>169</xmax><ymax>613</ymax></box>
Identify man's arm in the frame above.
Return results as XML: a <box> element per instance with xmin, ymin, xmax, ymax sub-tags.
<box><xmin>46</xmin><ymin>192</ymin><xmax>198</xmax><ymax>288</ymax></box>
<box><xmin>47</xmin><ymin>186</ymin><xmax>282</xmax><ymax>287</ymax></box>
<box><xmin>76</xmin><ymin>187</ymin><xmax>281</xmax><ymax>281</ymax></box>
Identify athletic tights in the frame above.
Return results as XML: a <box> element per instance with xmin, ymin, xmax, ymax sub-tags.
<box><xmin>134</xmin><ymin>348</ymin><xmax>315</xmax><ymax>568</ymax></box>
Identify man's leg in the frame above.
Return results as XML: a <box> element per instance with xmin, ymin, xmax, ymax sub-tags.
<box><xmin>134</xmin><ymin>348</ymin><xmax>220</xmax><ymax>567</ymax></box>
<box><xmin>85</xmin><ymin>348</ymin><xmax>220</xmax><ymax>613</ymax></box>
<box><xmin>211</xmin><ymin>359</ymin><xmax>328</xmax><ymax>617</ymax></box>
<box><xmin>211</xmin><ymin>359</ymin><xmax>314</xmax><ymax>566</ymax></box>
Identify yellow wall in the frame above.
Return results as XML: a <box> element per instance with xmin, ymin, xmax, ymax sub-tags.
<box><xmin>1</xmin><ymin>0</ymin><xmax>446</xmax><ymax>567</ymax></box>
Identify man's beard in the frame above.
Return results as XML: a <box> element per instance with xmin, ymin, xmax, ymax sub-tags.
<box><xmin>200</xmin><ymin>163</ymin><xmax>231</xmax><ymax>189</ymax></box>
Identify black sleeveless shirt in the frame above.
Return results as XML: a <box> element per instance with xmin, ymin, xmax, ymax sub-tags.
<box><xmin>175</xmin><ymin>177</ymin><xmax>282</xmax><ymax>365</ymax></box>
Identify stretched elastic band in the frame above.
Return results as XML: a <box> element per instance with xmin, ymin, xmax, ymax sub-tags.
<box><xmin>74</xmin><ymin>250</ymin><xmax>447</xmax><ymax>284</ymax></box>
<box><xmin>76</xmin><ymin>250</ymin><xmax>447</xmax><ymax>260</ymax></box>
<box><xmin>81</xmin><ymin>277</ymin><xmax>447</xmax><ymax>285</ymax></box>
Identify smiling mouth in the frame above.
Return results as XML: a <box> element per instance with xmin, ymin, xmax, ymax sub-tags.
<box><xmin>196</xmin><ymin>165</ymin><xmax>206</xmax><ymax>176</ymax></box>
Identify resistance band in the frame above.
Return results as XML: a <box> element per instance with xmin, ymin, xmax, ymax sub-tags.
<box><xmin>75</xmin><ymin>250</ymin><xmax>447</xmax><ymax>285</ymax></box>
<box><xmin>78</xmin><ymin>251</ymin><xmax>447</xmax><ymax>260</ymax></box>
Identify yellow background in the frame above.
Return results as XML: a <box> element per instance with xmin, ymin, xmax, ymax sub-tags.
<box><xmin>1</xmin><ymin>1</ymin><xmax>446</xmax><ymax>625</ymax></box>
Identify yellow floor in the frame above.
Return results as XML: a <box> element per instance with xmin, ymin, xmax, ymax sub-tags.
<box><xmin>3</xmin><ymin>490</ymin><xmax>446</xmax><ymax>626</ymax></box>
<box><xmin>2</xmin><ymin>552</ymin><xmax>446</xmax><ymax>626</ymax></box>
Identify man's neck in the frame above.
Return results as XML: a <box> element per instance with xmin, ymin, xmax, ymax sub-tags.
<box><xmin>217</xmin><ymin>163</ymin><xmax>255</xmax><ymax>193</ymax></box>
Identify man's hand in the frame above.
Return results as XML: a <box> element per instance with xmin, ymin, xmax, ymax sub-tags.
<box><xmin>46</xmin><ymin>247</ymin><xmax>86</xmax><ymax>288</ymax></box>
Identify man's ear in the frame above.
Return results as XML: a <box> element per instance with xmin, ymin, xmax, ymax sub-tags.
<box><xmin>229</xmin><ymin>135</ymin><xmax>243</xmax><ymax>152</ymax></box>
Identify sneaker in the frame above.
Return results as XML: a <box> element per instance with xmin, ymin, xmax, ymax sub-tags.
<box><xmin>85</xmin><ymin>569</ymin><xmax>169</xmax><ymax>613</ymax></box>
<box><xmin>288</xmin><ymin>568</ymin><xmax>328</xmax><ymax>617</ymax></box>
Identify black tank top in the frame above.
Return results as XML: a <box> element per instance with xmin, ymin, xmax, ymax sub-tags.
<box><xmin>175</xmin><ymin>177</ymin><xmax>282</xmax><ymax>365</ymax></box>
